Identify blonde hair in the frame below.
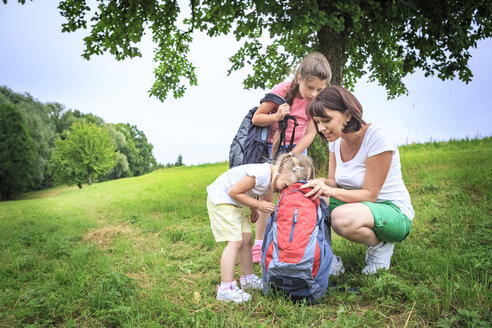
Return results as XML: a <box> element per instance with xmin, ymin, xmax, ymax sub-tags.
<box><xmin>271</xmin><ymin>153</ymin><xmax>315</xmax><ymax>191</ymax></box>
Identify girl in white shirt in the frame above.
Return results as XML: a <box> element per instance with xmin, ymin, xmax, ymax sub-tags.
<box><xmin>207</xmin><ymin>153</ymin><xmax>315</xmax><ymax>302</ymax></box>
<box><xmin>301</xmin><ymin>86</ymin><xmax>414</xmax><ymax>275</ymax></box>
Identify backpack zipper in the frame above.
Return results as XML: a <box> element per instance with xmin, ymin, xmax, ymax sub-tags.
<box><xmin>289</xmin><ymin>208</ymin><xmax>298</xmax><ymax>243</ymax></box>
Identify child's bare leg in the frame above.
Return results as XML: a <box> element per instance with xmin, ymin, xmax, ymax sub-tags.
<box><xmin>254</xmin><ymin>191</ymin><xmax>273</xmax><ymax>241</ymax></box>
<box><xmin>220</xmin><ymin>240</ymin><xmax>242</xmax><ymax>282</ymax></box>
<box><xmin>254</xmin><ymin>212</ymin><xmax>268</xmax><ymax>241</ymax></box>
<box><xmin>238</xmin><ymin>232</ymin><xmax>254</xmax><ymax>275</ymax></box>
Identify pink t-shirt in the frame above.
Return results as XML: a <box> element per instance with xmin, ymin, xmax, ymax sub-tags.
<box><xmin>268</xmin><ymin>81</ymin><xmax>311</xmax><ymax>144</ymax></box>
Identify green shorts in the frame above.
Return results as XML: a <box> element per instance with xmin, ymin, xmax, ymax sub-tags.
<box><xmin>329</xmin><ymin>197</ymin><xmax>412</xmax><ymax>242</ymax></box>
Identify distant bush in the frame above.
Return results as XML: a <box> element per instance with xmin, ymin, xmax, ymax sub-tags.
<box><xmin>0</xmin><ymin>103</ymin><xmax>37</xmax><ymax>200</ymax></box>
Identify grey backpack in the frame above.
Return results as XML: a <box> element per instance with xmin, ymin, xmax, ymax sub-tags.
<box><xmin>228</xmin><ymin>93</ymin><xmax>287</xmax><ymax>168</ymax></box>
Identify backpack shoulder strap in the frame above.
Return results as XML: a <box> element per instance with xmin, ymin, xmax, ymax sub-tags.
<box><xmin>260</xmin><ymin>93</ymin><xmax>286</xmax><ymax>106</ymax></box>
<box><xmin>261</xmin><ymin>92</ymin><xmax>297</xmax><ymax>151</ymax></box>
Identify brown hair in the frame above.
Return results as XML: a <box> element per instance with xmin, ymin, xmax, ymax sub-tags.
<box><xmin>283</xmin><ymin>52</ymin><xmax>332</xmax><ymax>106</ymax></box>
<box><xmin>271</xmin><ymin>153</ymin><xmax>315</xmax><ymax>191</ymax></box>
<box><xmin>271</xmin><ymin>52</ymin><xmax>332</xmax><ymax>158</ymax></box>
<box><xmin>306</xmin><ymin>85</ymin><xmax>366</xmax><ymax>138</ymax></box>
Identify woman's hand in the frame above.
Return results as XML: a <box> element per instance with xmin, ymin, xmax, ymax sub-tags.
<box><xmin>301</xmin><ymin>178</ymin><xmax>334</xmax><ymax>199</ymax></box>
<box><xmin>275</xmin><ymin>103</ymin><xmax>291</xmax><ymax>121</ymax></box>
<box><xmin>257</xmin><ymin>200</ymin><xmax>276</xmax><ymax>213</ymax></box>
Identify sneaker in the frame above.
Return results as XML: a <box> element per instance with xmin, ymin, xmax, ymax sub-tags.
<box><xmin>240</xmin><ymin>274</ymin><xmax>263</xmax><ymax>290</ymax></box>
<box><xmin>329</xmin><ymin>254</ymin><xmax>345</xmax><ymax>276</ymax></box>
<box><xmin>362</xmin><ymin>241</ymin><xmax>395</xmax><ymax>275</ymax></box>
<box><xmin>252</xmin><ymin>244</ymin><xmax>262</xmax><ymax>263</ymax></box>
<box><xmin>216</xmin><ymin>281</ymin><xmax>251</xmax><ymax>303</ymax></box>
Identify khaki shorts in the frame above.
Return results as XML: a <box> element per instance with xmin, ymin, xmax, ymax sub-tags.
<box><xmin>329</xmin><ymin>197</ymin><xmax>412</xmax><ymax>242</ymax></box>
<box><xmin>207</xmin><ymin>197</ymin><xmax>252</xmax><ymax>242</ymax></box>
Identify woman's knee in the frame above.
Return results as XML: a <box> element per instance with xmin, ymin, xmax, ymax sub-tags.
<box><xmin>331</xmin><ymin>207</ymin><xmax>351</xmax><ymax>234</ymax></box>
<box><xmin>331</xmin><ymin>204</ymin><xmax>373</xmax><ymax>235</ymax></box>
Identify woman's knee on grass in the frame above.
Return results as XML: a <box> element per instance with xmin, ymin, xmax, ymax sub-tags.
<box><xmin>331</xmin><ymin>208</ymin><xmax>353</xmax><ymax>236</ymax></box>
<box><xmin>331</xmin><ymin>204</ymin><xmax>374</xmax><ymax>236</ymax></box>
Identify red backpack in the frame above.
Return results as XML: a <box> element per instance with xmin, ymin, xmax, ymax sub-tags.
<box><xmin>261</xmin><ymin>182</ymin><xmax>333</xmax><ymax>304</ymax></box>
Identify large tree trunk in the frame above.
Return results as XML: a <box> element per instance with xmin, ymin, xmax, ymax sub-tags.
<box><xmin>88</xmin><ymin>174</ymin><xmax>92</xmax><ymax>185</ymax></box>
<box><xmin>311</xmin><ymin>5</ymin><xmax>348</xmax><ymax>173</ymax></box>
<box><xmin>317</xmin><ymin>24</ymin><xmax>347</xmax><ymax>86</ymax></box>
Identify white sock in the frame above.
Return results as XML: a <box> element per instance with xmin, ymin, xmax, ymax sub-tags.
<box><xmin>240</xmin><ymin>273</ymin><xmax>256</xmax><ymax>284</ymax></box>
<box><xmin>242</xmin><ymin>273</ymin><xmax>255</xmax><ymax>281</ymax></box>
<box><xmin>220</xmin><ymin>281</ymin><xmax>234</xmax><ymax>290</ymax></box>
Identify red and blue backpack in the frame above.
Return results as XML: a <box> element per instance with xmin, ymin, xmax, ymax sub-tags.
<box><xmin>261</xmin><ymin>182</ymin><xmax>333</xmax><ymax>304</ymax></box>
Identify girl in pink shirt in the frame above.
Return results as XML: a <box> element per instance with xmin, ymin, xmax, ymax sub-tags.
<box><xmin>250</xmin><ymin>52</ymin><xmax>332</xmax><ymax>262</ymax></box>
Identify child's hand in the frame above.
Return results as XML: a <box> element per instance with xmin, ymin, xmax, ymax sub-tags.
<box><xmin>257</xmin><ymin>200</ymin><xmax>275</xmax><ymax>213</ymax></box>
<box><xmin>250</xmin><ymin>208</ymin><xmax>259</xmax><ymax>223</ymax></box>
<box><xmin>275</xmin><ymin>103</ymin><xmax>291</xmax><ymax>121</ymax></box>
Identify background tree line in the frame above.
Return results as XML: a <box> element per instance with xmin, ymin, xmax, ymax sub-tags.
<box><xmin>3</xmin><ymin>1</ymin><xmax>490</xmax><ymax>198</ymax></box>
<box><xmin>0</xmin><ymin>86</ymin><xmax>157</xmax><ymax>200</ymax></box>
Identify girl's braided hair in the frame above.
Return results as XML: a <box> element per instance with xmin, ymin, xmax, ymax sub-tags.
<box><xmin>271</xmin><ymin>153</ymin><xmax>315</xmax><ymax>191</ymax></box>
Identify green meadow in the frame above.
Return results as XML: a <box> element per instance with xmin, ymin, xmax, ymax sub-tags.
<box><xmin>0</xmin><ymin>138</ymin><xmax>490</xmax><ymax>327</ymax></box>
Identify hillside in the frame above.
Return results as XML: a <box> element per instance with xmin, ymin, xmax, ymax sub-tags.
<box><xmin>0</xmin><ymin>138</ymin><xmax>490</xmax><ymax>327</ymax></box>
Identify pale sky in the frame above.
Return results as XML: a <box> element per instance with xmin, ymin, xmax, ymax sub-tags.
<box><xmin>1</xmin><ymin>2</ymin><xmax>491</xmax><ymax>165</ymax></box>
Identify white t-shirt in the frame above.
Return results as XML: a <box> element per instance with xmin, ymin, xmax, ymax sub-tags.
<box><xmin>329</xmin><ymin>124</ymin><xmax>415</xmax><ymax>220</ymax></box>
<box><xmin>207</xmin><ymin>163</ymin><xmax>272</xmax><ymax>206</ymax></box>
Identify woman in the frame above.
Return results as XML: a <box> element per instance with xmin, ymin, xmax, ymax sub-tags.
<box><xmin>301</xmin><ymin>86</ymin><xmax>414</xmax><ymax>274</ymax></box>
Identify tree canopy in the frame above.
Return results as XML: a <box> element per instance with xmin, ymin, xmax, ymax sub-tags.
<box><xmin>16</xmin><ymin>0</ymin><xmax>490</xmax><ymax>101</ymax></box>
<box><xmin>0</xmin><ymin>86</ymin><xmax>157</xmax><ymax>196</ymax></box>
<box><xmin>0</xmin><ymin>86</ymin><xmax>56</xmax><ymax>189</ymax></box>
<box><xmin>0</xmin><ymin>103</ymin><xmax>36</xmax><ymax>200</ymax></box>
<box><xmin>113</xmin><ymin>123</ymin><xmax>156</xmax><ymax>176</ymax></box>
<box><xmin>51</xmin><ymin>121</ymin><xmax>118</xmax><ymax>186</ymax></box>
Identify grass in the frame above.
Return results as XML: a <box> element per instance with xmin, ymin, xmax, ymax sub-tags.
<box><xmin>0</xmin><ymin>138</ymin><xmax>491</xmax><ymax>327</ymax></box>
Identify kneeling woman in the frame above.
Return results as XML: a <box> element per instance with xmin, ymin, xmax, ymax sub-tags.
<box><xmin>301</xmin><ymin>86</ymin><xmax>414</xmax><ymax>275</ymax></box>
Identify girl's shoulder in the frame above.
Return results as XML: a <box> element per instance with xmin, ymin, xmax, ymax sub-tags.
<box><xmin>244</xmin><ymin>162</ymin><xmax>272</xmax><ymax>176</ymax></box>
<box><xmin>271</xmin><ymin>81</ymin><xmax>292</xmax><ymax>97</ymax></box>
